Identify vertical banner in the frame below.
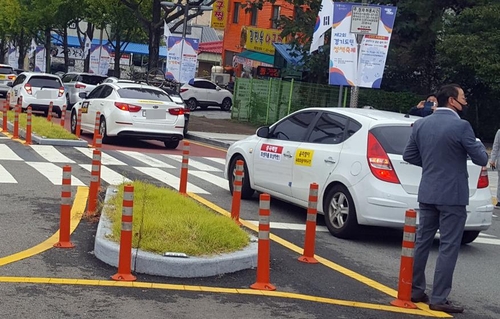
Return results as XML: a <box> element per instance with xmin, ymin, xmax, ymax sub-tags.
<box><xmin>329</xmin><ymin>2</ymin><xmax>397</xmax><ymax>88</ymax></box>
<box><xmin>8</xmin><ymin>46</ymin><xmax>19</xmax><ymax>69</ymax></box>
<box><xmin>211</xmin><ymin>0</ymin><xmax>229</xmax><ymax>30</ymax></box>
<box><xmin>89</xmin><ymin>44</ymin><xmax>111</xmax><ymax>75</ymax></box>
<box><xmin>166</xmin><ymin>36</ymin><xmax>199</xmax><ymax>83</ymax></box>
<box><xmin>35</xmin><ymin>47</ymin><xmax>46</xmax><ymax>73</ymax></box>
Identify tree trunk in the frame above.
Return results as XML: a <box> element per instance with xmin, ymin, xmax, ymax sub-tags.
<box><xmin>17</xmin><ymin>29</ymin><xmax>26</xmax><ymax>69</ymax></box>
<box><xmin>45</xmin><ymin>28</ymin><xmax>51</xmax><ymax>73</ymax></box>
<box><xmin>0</xmin><ymin>39</ymin><xmax>5</xmax><ymax>64</ymax></box>
<box><xmin>84</xmin><ymin>23</ymin><xmax>95</xmax><ymax>72</ymax></box>
<box><xmin>148</xmin><ymin>0</ymin><xmax>162</xmax><ymax>71</ymax></box>
<box><xmin>114</xmin><ymin>31</ymin><xmax>121</xmax><ymax>78</ymax></box>
<box><xmin>63</xmin><ymin>27</ymin><xmax>69</xmax><ymax>72</ymax></box>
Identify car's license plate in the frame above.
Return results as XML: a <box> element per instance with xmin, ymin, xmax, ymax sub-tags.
<box><xmin>0</xmin><ymin>75</ymin><xmax>5</xmax><ymax>80</ymax></box>
<box><xmin>144</xmin><ymin>109</ymin><xmax>166</xmax><ymax>119</ymax></box>
<box><xmin>36</xmin><ymin>90</ymin><xmax>53</xmax><ymax>99</ymax></box>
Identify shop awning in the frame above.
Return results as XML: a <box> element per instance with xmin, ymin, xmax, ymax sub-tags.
<box><xmin>273</xmin><ymin>43</ymin><xmax>305</xmax><ymax>66</ymax></box>
<box><xmin>236</xmin><ymin>50</ymin><xmax>274</xmax><ymax>65</ymax></box>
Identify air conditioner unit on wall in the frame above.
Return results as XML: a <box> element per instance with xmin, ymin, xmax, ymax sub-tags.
<box><xmin>211</xmin><ymin>73</ymin><xmax>230</xmax><ymax>86</ymax></box>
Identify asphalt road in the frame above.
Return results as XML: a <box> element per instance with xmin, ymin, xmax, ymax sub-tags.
<box><xmin>0</xmin><ymin>129</ymin><xmax>499</xmax><ymax>318</ymax></box>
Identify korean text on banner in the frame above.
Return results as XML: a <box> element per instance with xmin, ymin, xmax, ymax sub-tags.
<box><xmin>328</xmin><ymin>2</ymin><xmax>397</xmax><ymax>88</ymax></box>
<box><xmin>211</xmin><ymin>0</ymin><xmax>228</xmax><ymax>30</ymax></box>
<box><xmin>35</xmin><ymin>47</ymin><xmax>46</xmax><ymax>73</ymax></box>
<box><xmin>166</xmin><ymin>36</ymin><xmax>199</xmax><ymax>84</ymax></box>
<box><xmin>245</xmin><ymin>27</ymin><xmax>283</xmax><ymax>55</ymax></box>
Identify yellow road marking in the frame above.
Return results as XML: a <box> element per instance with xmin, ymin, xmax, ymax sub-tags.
<box><xmin>0</xmin><ymin>276</ymin><xmax>449</xmax><ymax>317</ymax></box>
<box><xmin>187</xmin><ymin>193</ymin><xmax>451</xmax><ymax>318</ymax></box>
<box><xmin>0</xmin><ymin>186</ymin><xmax>88</xmax><ymax>267</ymax></box>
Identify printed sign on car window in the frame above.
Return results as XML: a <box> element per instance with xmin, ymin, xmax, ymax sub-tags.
<box><xmin>260</xmin><ymin>143</ymin><xmax>283</xmax><ymax>161</ymax></box>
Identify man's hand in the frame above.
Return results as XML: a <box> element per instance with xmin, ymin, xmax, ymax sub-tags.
<box><xmin>416</xmin><ymin>100</ymin><xmax>425</xmax><ymax>109</ymax></box>
<box><xmin>490</xmin><ymin>161</ymin><xmax>496</xmax><ymax>169</ymax></box>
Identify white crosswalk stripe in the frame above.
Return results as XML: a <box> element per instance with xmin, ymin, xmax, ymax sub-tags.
<box><xmin>80</xmin><ymin>164</ymin><xmax>131</xmax><ymax>185</ymax></box>
<box><xmin>30</xmin><ymin>145</ymin><xmax>75</xmax><ymax>163</ymax></box>
<box><xmin>138</xmin><ymin>167</ymin><xmax>209</xmax><ymax>194</ymax></box>
<box><xmin>204</xmin><ymin>157</ymin><xmax>226</xmax><ymax>165</ymax></box>
<box><xmin>75</xmin><ymin>147</ymin><xmax>126</xmax><ymax>166</ymax></box>
<box><xmin>26</xmin><ymin>162</ymin><xmax>85</xmax><ymax>186</ymax></box>
<box><xmin>118</xmin><ymin>150</ymin><xmax>175</xmax><ymax>168</ymax></box>
<box><xmin>162</xmin><ymin>154</ymin><xmax>222</xmax><ymax>172</ymax></box>
<box><xmin>0</xmin><ymin>144</ymin><xmax>22</xmax><ymax>161</ymax></box>
<box><xmin>189</xmin><ymin>171</ymin><xmax>229</xmax><ymax>191</ymax></box>
<box><xmin>0</xmin><ymin>164</ymin><xmax>17</xmax><ymax>183</ymax></box>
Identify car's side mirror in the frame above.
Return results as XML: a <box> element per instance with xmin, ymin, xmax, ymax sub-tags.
<box><xmin>78</xmin><ymin>92</ymin><xmax>88</xmax><ymax>99</ymax></box>
<box><xmin>6</xmin><ymin>82</ymin><xmax>13</xmax><ymax>87</ymax></box>
<box><xmin>256</xmin><ymin>126</ymin><xmax>270</xmax><ymax>138</ymax></box>
<box><xmin>216</xmin><ymin>86</ymin><xmax>221</xmax><ymax>91</ymax></box>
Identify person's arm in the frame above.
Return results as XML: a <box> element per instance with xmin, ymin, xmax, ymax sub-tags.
<box><xmin>461</xmin><ymin>122</ymin><xmax>488</xmax><ymax>167</ymax></box>
<box><xmin>408</xmin><ymin>106</ymin><xmax>422</xmax><ymax>116</ymax></box>
<box><xmin>403</xmin><ymin>127</ymin><xmax>422</xmax><ymax>167</ymax></box>
<box><xmin>490</xmin><ymin>130</ymin><xmax>500</xmax><ymax>168</ymax></box>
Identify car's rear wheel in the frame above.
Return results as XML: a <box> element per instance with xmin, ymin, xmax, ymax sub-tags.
<box><xmin>164</xmin><ymin>140</ymin><xmax>179</xmax><ymax>149</ymax></box>
<box><xmin>228</xmin><ymin>155</ymin><xmax>254</xmax><ymax>199</ymax></box>
<box><xmin>99</xmin><ymin>117</ymin><xmax>110</xmax><ymax>144</ymax></box>
<box><xmin>221</xmin><ymin>98</ymin><xmax>232</xmax><ymax>111</ymax></box>
<box><xmin>461</xmin><ymin>230</ymin><xmax>480</xmax><ymax>245</ymax></box>
<box><xmin>70</xmin><ymin>110</ymin><xmax>80</xmax><ymax>134</ymax></box>
<box><xmin>187</xmin><ymin>98</ymin><xmax>197</xmax><ymax>111</ymax></box>
<box><xmin>323</xmin><ymin>184</ymin><xmax>359</xmax><ymax>239</ymax></box>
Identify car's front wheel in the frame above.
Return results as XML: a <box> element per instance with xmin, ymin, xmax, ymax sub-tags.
<box><xmin>461</xmin><ymin>230</ymin><xmax>480</xmax><ymax>245</ymax></box>
<box><xmin>221</xmin><ymin>98</ymin><xmax>232</xmax><ymax>111</ymax></box>
<box><xmin>70</xmin><ymin>110</ymin><xmax>79</xmax><ymax>134</ymax></box>
<box><xmin>228</xmin><ymin>155</ymin><xmax>254</xmax><ymax>199</ymax></box>
<box><xmin>323</xmin><ymin>184</ymin><xmax>359</xmax><ymax>239</ymax></box>
<box><xmin>164</xmin><ymin>140</ymin><xmax>180</xmax><ymax>149</ymax></box>
<box><xmin>99</xmin><ymin>117</ymin><xmax>110</xmax><ymax>144</ymax></box>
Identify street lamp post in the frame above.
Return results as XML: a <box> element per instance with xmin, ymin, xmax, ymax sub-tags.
<box><xmin>161</xmin><ymin>1</ymin><xmax>212</xmax><ymax>83</ymax></box>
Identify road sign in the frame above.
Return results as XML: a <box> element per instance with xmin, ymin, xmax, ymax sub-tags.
<box><xmin>350</xmin><ymin>5</ymin><xmax>381</xmax><ymax>35</ymax></box>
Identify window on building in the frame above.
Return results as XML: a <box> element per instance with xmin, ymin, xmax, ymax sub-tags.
<box><xmin>233</xmin><ymin>2</ymin><xmax>240</xmax><ymax>23</ymax></box>
<box><xmin>271</xmin><ymin>5</ymin><xmax>280</xmax><ymax>29</ymax></box>
<box><xmin>251</xmin><ymin>7</ymin><xmax>258</xmax><ymax>26</ymax></box>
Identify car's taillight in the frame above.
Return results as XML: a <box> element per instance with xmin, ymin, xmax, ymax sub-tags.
<box><xmin>477</xmin><ymin>166</ymin><xmax>489</xmax><ymax>188</ymax></box>
<box><xmin>8</xmin><ymin>75</ymin><xmax>16</xmax><ymax>80</ymax></box>
<box><xmin>75</xmin><ymin>83</ymin><xmax>86</xmax><ymax>89</ymax></box>
<box><xmin>114</xmin><ymin>102</ymin><xmax>142</xmax><ymax>112</ymax></box>
<box><xmin>180</xmin><ymin>88</ymin><xmax>188</xmax><ymax>93</ymax></box>
<box><xmin>58</xmin><ymin>87</ymin><xmax>64</xmax><ymax>97</ymax></box>
<box><xmin>168</xmin><ymin>108</ymin><xmax>184</xmax><ymax>116</ymax></box>
<box><xmin>367</xmin><ymin>132</ymin><xmax>400</xmax><ymax>184</ymax></box>
<box><xmin>24</xmin><ymin>83</ymin><xmax>32</xmax><ymax>95</ymax></box>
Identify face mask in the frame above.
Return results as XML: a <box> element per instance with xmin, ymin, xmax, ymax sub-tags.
<box><xmin>453</xmin><ymin>98</ymin><xmax>468</xmax><ymax>118</ymax></box>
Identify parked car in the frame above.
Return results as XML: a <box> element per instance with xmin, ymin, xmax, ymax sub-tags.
<box><xmin>0</xmin><ymin>64</ymin><xmax>16</xmax><ymax>98</ymax></box>
<box><xmin>224</xmin><ymin>107</ymin><xmax>493</xmax><ymax>244</ymax></box>
<box><xmin>180</xmin><ymin>78</ymin><xmax>232</xmax><ymax>112</ymax></box>
<box><xmin>61</xmin><ymin>72</ymin><xmax>107</xmax><ymax>108</ymax></box>
<box><xmin>70</xmin><ymin>82</ymin><xmax>185</xmax><ymax>149</ymax></box>
<box><xmin>7</xmin><ymin>72</ymin><xmax>65</xmax><ymax>117</ymax></box>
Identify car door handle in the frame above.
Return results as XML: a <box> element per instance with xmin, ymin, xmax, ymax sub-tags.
<box><xmin>283</xmin><ymin>151</ymin><xmax>293</xmax><ymax>158</ymax></box>
<box><xmin>324</xmin><ymin>157</ymin><xmax>336</xmax><ymax>164</ymax></box>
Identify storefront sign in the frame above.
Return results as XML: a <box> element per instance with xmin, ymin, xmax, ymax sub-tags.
<box><xmin>244</xmin><ymin>27</ymin><xmax>283</xmax><ymax>55</ymax></box>
<box><xmin>211</xmin><ymin>0</ymin><xmax>229</xmax><ymax>30</ymax></box>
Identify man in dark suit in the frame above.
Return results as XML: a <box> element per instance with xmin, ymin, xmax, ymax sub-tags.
<box><xmin>403</xmin><ymin>84</ymin><xmax>488</xmax><ymax>313</ymax></box>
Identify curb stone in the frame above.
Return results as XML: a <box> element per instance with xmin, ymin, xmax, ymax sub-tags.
<box><xmin>185</xmin><ymin>132</ymin><xmax>232</xmax><ymax>149</ymax></box>
<box><xmin>94</xmin><ymin>187</ymin><xmax>258</xmax><ymax>278</ymax></box>
<box><xmin>7</xmin><ymin>121</ymin><xmax>88</xmax><ymax>147</ymax></box>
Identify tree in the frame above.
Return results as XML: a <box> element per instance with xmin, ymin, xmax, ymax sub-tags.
<box><xmin>119</xmin><ymin>0</ymin><xmax>215</xmax><ymax>71</ymax></box>
<box><xmin>0</xmin><ymin>0</ymin><xmax>22</xmax><ymax>64</ymax></box>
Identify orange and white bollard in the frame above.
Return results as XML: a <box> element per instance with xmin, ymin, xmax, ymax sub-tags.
<box><xmin>179</xmin><ymin>140</ymin><xmax>190</xmax><ymax>194</ymax></box>
<box><xmin>390</xmin><ymin>209</ymin><xmax>417</xmax><ymax>309</ymax></box>
<box><xmin>111</xmin><ymin>184</ymin><xmax>137</xmax><ymax>281</ymax></box>
<box><xmin>230</xmin><ymin>160</ymin><xmax>244</xmax><ymax>225</ymax></box>
<box><xmin>75</xmin><ymin>109</ymin><xmax>82</xmax><ymax>138</ymax></box>
<box><xmin>94</xmin><ymin>133</ymin><xmax>102</xmax><ymax>150</ymax></box>
<box><xmin>60</xmin><ymin>105</ymin><xmax>67</xmax><ymax>127</ymax></box>
<box><xmin>92</xmin><ymin>112</ymin><xmax>101</xmax><ymax>147</ymax></box>
<box><xmin>250</xmin><ymin>193</ymin><xmax>276</xmax><ymax>291</ymax></box>
<box><xmin>54</xmin><ymin>165</ymin><xmax>75</xmax><ymax>248</ymax></box>
<box><xmin>47</xmin><ymin>101</ymin><xmax>53</xmax><ymax>121</ymax></box>
<box><xmin>86</xmin><ymin>149</ymin><xmax>101</xmax><ymax>216</ymax></box>
<box><xmin>12</xmin><ymin>99</ymin><xmax>20</xmax><ymax>139</ymax></box>
<box><xmin>298</xmin><ymin>183</ymin><xmax>319</xmax><ymax>264</ymax></box>
<box><xmin>25</xmin><ymin>107</ymin><xmax>33</xmax><ymax>145</ymax></box>
<box><xmin>2</xmin><ymin>99</ymin><xmax>7</xmax><ymax>132</ymax></box>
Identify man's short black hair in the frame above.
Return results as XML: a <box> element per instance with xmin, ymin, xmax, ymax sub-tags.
<box><xmin>437</xmin><ymin>84</ymin><xmax>461</xmax><ymax>108</ymax></box>
<box><xmin>426</xmin><ymin>94</ymin><xmax>437</xmax><ymax>100</ymax></box>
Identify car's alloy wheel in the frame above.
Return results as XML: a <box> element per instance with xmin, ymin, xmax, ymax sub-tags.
<box><xmin>221</xmin><ymin>98</ymin><xmax>232</xmax><ymax>111</ymax></box>
<box><xmin>187</xmin><ymin>98</ymin><xmax>197</xmax><ymax>111</ymax></box>
<box><xmin>164</xmin><ymin>140</ymin><xmax>179</xmax><ymax>149</ymax></box>
<box><xmin>324</xmin><ymin>184</ymin><xmax>358</xmax><ymax>239</ymax></box>
<box><xmin>99</xmin><ymin>117</ymin><xmax>109</xmax><ymax>143</ymax></box>
<box><xmin>228</xmin><ymin>155</ymin><xmax>254</xmax><ymax>199</ymax></box>
<box><xmin>70</xmin><ymin>110</ymin><xmax>77</xmax><ymax>134</ymax></box>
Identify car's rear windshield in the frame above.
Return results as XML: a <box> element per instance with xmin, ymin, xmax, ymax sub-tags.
<box><xmin>370</xmin><ymin>126</ymin><xmax>412</xmax><ymax>155</ymax></box>
<box><xmin>78</xmin><ymin>75</ymin><xmax>107</xmax><ymax>85</ymax></box>
<box><xmin>27</xmin><ymin>76</ymin><xmax>62</xmax><ymax>89</ymax></box>
<box><xmin>117</xmin><ymin>88</ymin><xmax>173</xmax><ymax>102</ymax></box>
<box><xmin>0</xmin><ymin>66</ymin><xmax>14</xmax><ymax>74</ymax></box>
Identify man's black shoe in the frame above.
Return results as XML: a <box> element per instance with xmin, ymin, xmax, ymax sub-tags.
<box><xmin>429</xmin><ymin>301</ymin><xmax>464</xmax><ymax>313</ymax></box>
<box><xmin>495</xmin><ymin>202</ymin><xmax>500</xmax><ymax>208</ymax></box>
<box><xmin>411</xmin><ymin>294</ymin><xmax>429</xmax><ymax>303</ymax></box>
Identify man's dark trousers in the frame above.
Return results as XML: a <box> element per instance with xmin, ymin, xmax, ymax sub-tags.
<box><xmin>412</xmin><ymin>203</ymin><xmax>467</xmax><ymax>304</ymax></box>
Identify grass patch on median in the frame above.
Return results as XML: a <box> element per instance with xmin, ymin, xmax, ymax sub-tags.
<box><xmin>7</xmin><ymin>111</ymin><xmax>77</xmax><ymax>140</ymax></box>
<box><xmin>105</xmin><ymin>181</ymin><xmax>250</xmax><ymax>256</ymax></box>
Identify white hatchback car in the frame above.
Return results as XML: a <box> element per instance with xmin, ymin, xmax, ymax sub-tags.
<box><xmin>224</xmin><ymin>107</ymin><xmax>493</xmax><ymax>244</ymax></box>
<box><xmin>180</xmin><ymin>78</ymin><xmax>232</xmax><ymax>112</ymax></box>
<box><xmin>7</xmin><ymin>72</ymin><xmax>65</xmax><ymax>117</ymax></box>
<box><xmin>70</xmin><ymin>82</ymin><xmax>185</xmax><ymax>149</ymax></box>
